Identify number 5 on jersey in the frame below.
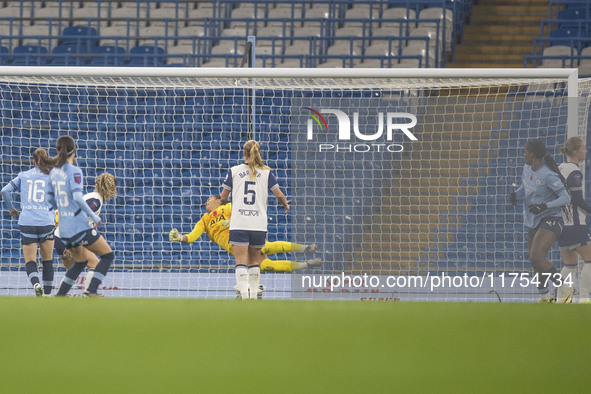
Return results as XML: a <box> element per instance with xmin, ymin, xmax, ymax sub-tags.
<box><xmin>244</xmin><ymin>181</ymin><xmax>256</xmax><ymax>205</ymax></box>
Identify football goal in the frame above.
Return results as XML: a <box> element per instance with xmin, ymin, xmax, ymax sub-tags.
<box><xmin>0</xmin><ymin>66</ymin><xmax>588</xmax><ymax>301</ymax></box>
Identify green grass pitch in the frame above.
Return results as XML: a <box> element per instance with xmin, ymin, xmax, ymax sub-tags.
<box><xmin>0</xmin><ymin>298</ymin><xmax>589</xmax><ymax>393</ymax></box>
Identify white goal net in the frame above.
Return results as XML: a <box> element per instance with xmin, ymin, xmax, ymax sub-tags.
<box><xmin>0</xmin><ymin>67</ymin><xmax>589</xmax><ymax>301</ymax></box>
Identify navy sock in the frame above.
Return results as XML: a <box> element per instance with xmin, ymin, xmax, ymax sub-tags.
<box><xmin>547</xmin><ymin>266</ymin><xmax>561</xmax><ymax>286</ymax></box>
<box><xmin>25</xmin><ymin>261</ymin><xmax>40</xmax><ymax>286</ymax></box>
<box><xmin>56</xmin><ymin>261</ymin><xmax>87</xmax><ymax>296</ymax></box>
<box><xmin>86</xmin><ymin>252</ymin><xmax>114</xmax><ymax>293</ymax></box>
<box><xmin>41</xmin><ymin>260</ymin><xmax>54</xmax><ymax>295</ymax></box>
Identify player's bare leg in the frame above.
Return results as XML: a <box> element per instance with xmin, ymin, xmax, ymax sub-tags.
<box><xmin>83</xmin><ymin>250</ymin><xmax>100</xmax><ymax>291</ymax></box>
<box><xmin>528</xmin><ymin>229</ymin><xmax>560</xmax><ymax>302</ymax></box>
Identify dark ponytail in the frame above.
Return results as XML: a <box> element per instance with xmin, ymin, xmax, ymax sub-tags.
<box><xmin>544</xmin><ymin>153</ymin><xmax>573</xmax><ymax>222</ymax></box>
<box><xmin>54</xmin><ymin>135</ymin><xmax>76</xmax><ymax>167</ymax></box>
<box><xmin>33</xmin><ymin>148</ymin><xmax>53</xmax><ymax>175</ymax></box>
<box><xmin>542</xmin><ymin>153</ymin><xmax>570</xmax><ymax>195</ymax></box>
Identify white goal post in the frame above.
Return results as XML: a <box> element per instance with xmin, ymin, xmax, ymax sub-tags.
<box><xmin>0</xmin><ymin>66</ymin><xmax>589</xmax><ymax>301</ymax></box>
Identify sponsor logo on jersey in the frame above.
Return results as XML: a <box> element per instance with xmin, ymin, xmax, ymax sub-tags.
<box><xmin>238</xmin><ymin>209</ymin><xmax>260</xmax><ymax>217</ymax></box>
<box><xmin>210</xmin><ymin>213</ymin><xmax>226</xmax><ymax>227</ymax></box>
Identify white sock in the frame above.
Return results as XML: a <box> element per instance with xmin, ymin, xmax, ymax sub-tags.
<box><xmin>235</xmin><ymin>265</ymin><xmax>249</xmax><ymax>299</ymax></box>
<box><xmin>247</xmin><ymin>266</ymin><xmax>260</xmax><ymax>300</ymax></box>
<box><xmin>561</xmin><ymin>265</ymin><xmax>577</xmax><ymax>286</ymax></box>
<box><xmin>84</xmin><ymin>270</ymin><xmax>95</xmax><ymax>291</ymax></box>
<box><xmin>579</xmin><ymin>262</ymin><xmax>591</xmax><ymax>303</ymax></box>
<box><xmin>557</xmin><ymin>265</ymin><xmax>577</xmax><ymax>299</ymax></box>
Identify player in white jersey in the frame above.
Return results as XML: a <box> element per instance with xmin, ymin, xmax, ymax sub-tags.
<box><xmin>1</xmin><ymin>148</ymin><xmax>55</xmax><ymax>296</ymax></box>
<box><xmin>557</xmin><ymin>137</ymin><xmax>591</xmax><ymax>303</ymax></box>
<box><xmin>510</xmin><ymin>139</ymin><xmax>571</xmax><ymax>302</ymax></box>
<box><xmin>220</xmin><ymin>140</ymin><xmax>290</xmax><ymax>299</ymax></box>
<box><xmin>55</xmin><ymin>173</ymin><xmax>117</xmax><ymax>295</ymax></box>
<box><xmin>48</xmin><ymin>136</ymin><xmax>115</xmax><ymax>297</ymax></box>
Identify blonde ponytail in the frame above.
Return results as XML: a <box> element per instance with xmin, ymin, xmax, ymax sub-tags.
<box><xmin>244</xmin><ymin>140</ymin><xmax>269</xmax><ymax>180</ymax></box>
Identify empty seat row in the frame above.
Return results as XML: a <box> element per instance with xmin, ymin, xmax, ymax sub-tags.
<box><xmin>529</xmin><ymin>3</ymin><xmax>591</xmax><ymax>75</ymax></box>
<box><xmin>0</xmin><ymin>44</ymin><xmax>165</xmax><ymax>66</ymax></box>
<box><xmin>527</xmin><ymin>45</ymin><xmax>591</xmax><ymax>77</ymax></box>
<box><xmin>0</xmin><ymin>0</ymin><xmax>464</xmax><ymax>68</ymax></box>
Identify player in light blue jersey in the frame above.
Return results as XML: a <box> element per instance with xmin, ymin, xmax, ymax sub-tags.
<box><xmin>55</xmin><ymin>172</ymin><xmax>118</xmax><ymax>295</ymax></box>
<box><xmin>557</xmin><ymin>137</ymin><xmax>591</xmax><ymax>303</ymax></box>
<box><xmin>1</xmin><ymin>148</ymin><xmax>55</xmax><ymax>296</ymax></box>
<box><xmin>220</xmin><ymin>140</ymin><xmax>290</xmax><ymax>300</ymax></box>
<box><xmin>510</xmin><ymin>139</ymin><xmax>571</xmax><ymax>302</ymax></box>
<box><xmin>48</xmin><ymin>136</ymin><xmax>115</xmax><ymax>297</ymax></box>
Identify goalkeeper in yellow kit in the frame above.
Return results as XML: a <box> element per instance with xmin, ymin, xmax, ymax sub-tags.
<box><xmin>168</xmin><ymin>195</ymin><xmax>321</xmax><ymax>272</ymax></box>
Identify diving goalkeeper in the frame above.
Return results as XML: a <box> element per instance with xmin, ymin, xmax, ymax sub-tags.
<box><xmin>168</xmin><ymin>195</ymin><xmax>321</xmax><ymax>272</ymax></box>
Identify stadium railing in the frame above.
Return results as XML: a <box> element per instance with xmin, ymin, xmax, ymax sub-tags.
<box><xmin>524</xmin><ymin>54</ymin><xmax>580</xmax><ymax>69</ymax></box>
<box><xmin>307</xmin><ymin>53</ymin><xmax>423</xmax><ymax>68</ymax></box>
<box><xmin>540</xmin><ymin>17</ymin><xmax>591</xmax><ymax>36</ymax></box>
<box><xmin>525</xmin><ymin>37</ymin><xmax>590</xmax><ymax>68</ymax></box>
<box><xmin>549</xmin><ymin>0</ymin><xmax>591</xmax><ymax>20</ymax></box>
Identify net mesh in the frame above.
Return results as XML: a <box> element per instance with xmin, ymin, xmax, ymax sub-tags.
<box><xmin>0</xmin><ymin>71</ymin><xmax>589</xmax><ymax>300</ymax></box>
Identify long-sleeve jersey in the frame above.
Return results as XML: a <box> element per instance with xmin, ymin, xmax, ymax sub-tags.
<box><xmin>186</xmin><ymin>202</ymin><xmax>232</xmax><ymax>253</ymax></box>
<box><xmin>55</xmin><ymin>191</ymin><xmax>104</xmax><ymax>238</ymax></box>
<box><xmin>2</xmin><ymin>166</ymin><xmax>54</xmax><ymax>227</ymax></box>
<box><xmin>515</xmin><ymin>163</ymin><xmax>571</xmax><ymax>228</ymax></box>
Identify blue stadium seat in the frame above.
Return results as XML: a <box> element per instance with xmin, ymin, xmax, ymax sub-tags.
<box><xmin>0</xmin><ymin>46</ymin><xmax>9</xmax><ymax>65</ymax></box>
<box><xmin>51</xmin><ymin>44</ymin><xmax>89</xmax><ymax>66</ymax></box>
<box><xmin>128</xmin><ymin>45</ymin><xmax>166</xmax><ymax>66</ymax></box>
<box><xmin>12</xmin><ymin>45</ymin><xmax>49</xmax><ymax>65</ymax></box>
<box><xmin>88</xmin><ymin>45</ymin><xmax>127</xmax><ymax>66</ymax></box>
<box><xmin>59</xmin><ymin>25</ymin><xmax>99</xmax><ymax>50</ymax></box>
<box><xmin>558</xmin><ymin>6</ymin><xmax>591</xmax><ymax>20</ymax></box>
<box><xmin>548</xmin><ymin>27</ymin><xmax>587</xmax><ymax>48</ymax></box>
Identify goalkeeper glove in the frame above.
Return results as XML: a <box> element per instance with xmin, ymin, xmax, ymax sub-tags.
<box><xmin>169</xmin><ymin>228</ymin><xmax>182</xmax><ymax>242</ymax></box>
<box><xmin>528</xmin><ymin>204</ymin><xmax>548</xmax><ymax>215</ymax></box>
<box><xmin>220</xmin><ymin>220</ymin><xmax>230</xmax><ymax>228</ymax></box>
<box><xmin>509</xmin><ymin>192</ymin><xmax>517</xmax><ymax>206</ymax></box>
